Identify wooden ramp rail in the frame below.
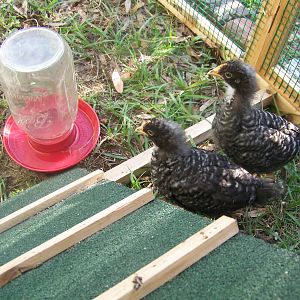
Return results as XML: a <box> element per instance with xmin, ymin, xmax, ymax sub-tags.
<box><xmin>95</xmin><ymin>216</ymin><xmax>239</xmax><ymax>300</ymax></box>
<box><xmin>0</xmin><ymin>170</ymin><xmax>105</xmax><ymax>234</ymax></box>
<box><xmin>0</xmin><ymin>188</ymin><xmax>154</xmax><ymax>288</ymax></box>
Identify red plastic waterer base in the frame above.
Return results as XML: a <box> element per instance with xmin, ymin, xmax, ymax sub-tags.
<box><xmin>3</xmin><ymin>99</ymin><xmax>100</xmax><ymax>173</ymax></box>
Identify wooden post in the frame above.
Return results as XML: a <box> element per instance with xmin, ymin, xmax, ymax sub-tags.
<box><xmin>246</xmin><ymin>0</ymin><xmax>299</xmax><ymax>70</ymax></box>
<box><xmin>245</xmin><ymin>0</ymin><xmax>282</xmax><ymax>69</ymax></box>
<box><xmin>245</xmin><ymin>0</ymin><xmax>300</xmax><ymax>120</ymax></box>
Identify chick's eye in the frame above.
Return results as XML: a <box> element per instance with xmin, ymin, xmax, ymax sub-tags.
<box><xmin>147</xmin><ymin>130</ymin><xmax>154</xmax><ymax>136</ymax></box>
<box><xmin>225</xmin><ymin>72</ymin><xmax>232</xmax><ymax>78</ymax></box>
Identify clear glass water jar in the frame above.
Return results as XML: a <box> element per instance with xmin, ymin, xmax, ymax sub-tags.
<box><xmin>0</xmin><ymin>27</ymin><xmax>78</xmax><ymax>146</ymax></box>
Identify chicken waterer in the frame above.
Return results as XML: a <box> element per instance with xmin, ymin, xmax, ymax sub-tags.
<box><xmin>0</xmin><ymin>27</ymin><xmax>100</xmax><ymax>172</ymax></box>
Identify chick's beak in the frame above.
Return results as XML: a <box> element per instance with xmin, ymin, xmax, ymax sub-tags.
<box><xmin>207</xmin><ymin>64</ymin><xmax>226</xmax><ymax>78</ymax></box>
<box><xmin>135</xmin><ymin>121</ymin><xmax>148</xmax><ymax>135</ymax></box>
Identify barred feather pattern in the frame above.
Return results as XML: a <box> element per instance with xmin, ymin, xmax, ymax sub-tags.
<box><xmin>151</xmin><ymin>146</ymin><xmax>264</xmax><ymax>213</ymax></box>
<box><xmin>212</xmin><ymin>98</ymin><xmax>300</xmax><ymax>173</ymax></box>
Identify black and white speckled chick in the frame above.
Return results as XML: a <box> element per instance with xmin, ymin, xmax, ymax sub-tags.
<box><xmin>208</xmin><ymin>60</ymin><xmax>300</xmax><ymax>173</ymax></box>
<box><xmin>136</xmin><ymin>118</ymin><xmax>284</xmax><ymax>214</ymax></box>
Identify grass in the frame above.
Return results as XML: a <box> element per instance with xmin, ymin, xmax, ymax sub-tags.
<box><xmin>241</xmin><ymin>0</ymin><xmax>262</xmax><ymax>10</ymax></box>
<box><xmin>0</xmin><ymin>177</ymin><xmax>7</xmax><ymax>202</ymax></box>
<box><xmin>237</xmin><ymin>161</ymin><xmax>300</xmax><ymax>253</ymax></box>
<box><xmin>0</xmin><ymin>0</ymin><xmax>299</xmax><ymax>254</ymax></box>
<box><xmin>0</xmin><ymin>0</ymin><xmax>217</xmax><ymax>182</ymax></box>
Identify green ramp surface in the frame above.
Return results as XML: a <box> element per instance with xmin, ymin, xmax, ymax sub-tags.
<box><xmin>0</xmin><ymin>168</ymin><xmax>89</xmax><ymax>219</ymax></box>
<box><xmin>0</xmin><ymin>180</ymin><xmax>133</xmax><ymax>265</ymax></box>
<box><xmin>0</xmin><ymin>169</ymin><xmax>299</xmax><ymax>300</ymax></box>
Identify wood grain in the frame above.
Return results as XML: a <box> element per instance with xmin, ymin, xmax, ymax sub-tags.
<box><xmin>0</xmin><ymin>170</ymin><xmax>105</xmax><ymax>234</ymax></box>
<box><xmin>95</xmin><ymin>216</ymin><xmax>239</xmax><ymax>300</ymax></box>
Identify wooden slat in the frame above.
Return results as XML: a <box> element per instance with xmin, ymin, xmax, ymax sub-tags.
<box><xmin>273</xmin><ymin>93</ymin><xmax>300</xmax><ymax>124</ymax></box>
<box><xmin>246</xmin><ymin>0</ymin><xmax>300</xmax><ymax>119</ymax></box>
<box><xmin>95</xmin><ymin>216</ymin><xmax>239</xmax><ymax>300</ymax></box>
<box><xmin>256</xmin><ymin>74</ymin><xmax>271</xmax><ymax>91</ymax></box>
<box><xmin>245</xmin><ymin>0</ymin><xmax>282</xmax><ymax>68</ymax></box>
<box><xmin>251</xmin><ymin>0</ymin><xmax>299</xmax><ymax>71</ymax></box>
<box><xmin>252</xmin><ymin>89</ymin><xmax>274</xmax><ymax>108</ymax></box>
<box><xmin>105</xmin><ymin>148</ymin><xmax>153</xmax><ymax>183</ymax></box>
<box><xmin>0</xmin><ymin>188</ymin><xmax>154</xmax><ymax>288</ymax></box>
<box><xmin>105</xmin><ymin>90</ymin><xmax>274</xmax><ymax>184</ymax></box>
<box><xmin>0</xmin><ymin>170</ymin><xmax>105</xmax><ymax>234</ymax></box>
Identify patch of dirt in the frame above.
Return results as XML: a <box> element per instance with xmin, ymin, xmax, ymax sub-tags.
<box><xmin>0</xmin><ymin>151</ymin><xmax>47</xmax><ymax>197</ymax></box>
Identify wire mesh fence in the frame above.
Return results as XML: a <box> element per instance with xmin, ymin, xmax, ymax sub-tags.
<box><xmin>158</xmin><ymin>0</ymin><xmax>264</xmax><ymax>57</ymax></box>
<box><xmin>158</xmin><ymin>0</ymin><xmax>300</xmax><ymax>113</ymax></box>
<box><xmin>259</xmin><ymin>1</ymin><xmax>300</xmax><ymax>104</ymax></box>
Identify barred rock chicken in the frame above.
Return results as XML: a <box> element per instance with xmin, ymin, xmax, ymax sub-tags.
<box><xmin>208</xmin><ymin>60</ymin><xmax>300</xmax><ymax>173</ymax></box>
<box><xmin>136</xmin><ymin>118</ymin><xmax>284</xmax><ymax>214</ymax></box>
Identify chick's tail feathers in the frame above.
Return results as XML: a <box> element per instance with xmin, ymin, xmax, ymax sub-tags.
<box><xmin>256</xmin><ymin>178</ymin><xmax>286</xmax><ymax>204</ymax></box>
